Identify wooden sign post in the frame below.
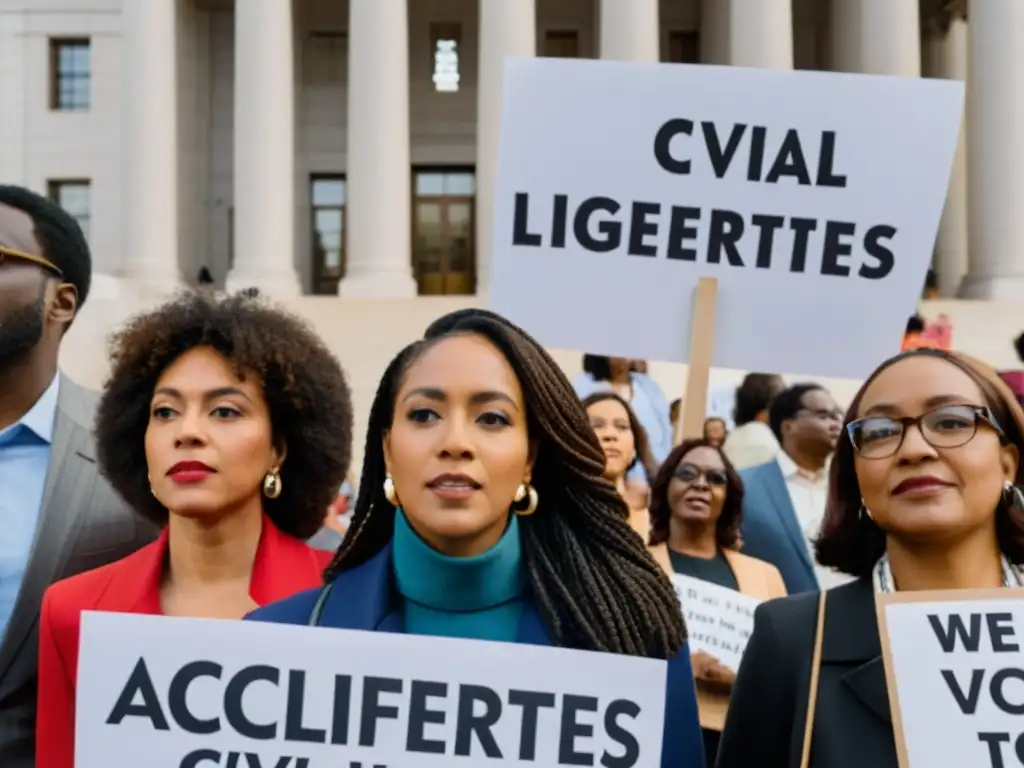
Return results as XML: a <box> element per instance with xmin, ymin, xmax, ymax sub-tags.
<box><xmin>675</xmin><ymin>276</ymin><xmax>719</xmax><ymax>444</ymax></box>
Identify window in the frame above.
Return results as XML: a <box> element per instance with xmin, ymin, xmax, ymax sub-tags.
<box><xmin>310</xmin><ymin>176</ymin><xmax>346</xmax><ymax>295</ymax></box>
<box><xmin>430</xmin><ymin>23</ymin><xmax>461</xmax><ymax>93</ymax></box>
<box><xmin>413</xmin><ymin>169</ymin><xmax>475</xmax><ymax>296</ymax></box>
<box><xmin>47</xmin><ymin>180</ymin><xmax>91</xmax><ymax>240</ymax></box>
<box><xmin>50</xmin><ymin>39</ymin><xmax>91</xmax><ymax>111</ymax></box>
<box><xmin>666</xmin><ymin>31</ymin><xmax>700</xmax><ymax>64</ymax></box>
<box><xmin>544</xmin><ymin>30</ymin><xmax>580</xmax><ymax>58</ymax></box>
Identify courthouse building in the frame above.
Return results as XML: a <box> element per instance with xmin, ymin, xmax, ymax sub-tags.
<box><xmin>0</xmin><ymin>0</ymin><xmax>1017</xmax><ymax>301</ymax></box>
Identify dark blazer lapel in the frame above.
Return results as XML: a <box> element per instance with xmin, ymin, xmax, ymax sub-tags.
<box><xmin>825</xmin><ymin>580</ymin><xmax>891</xmax><ymax>723</ymax></box>
<box><xmin>0</xmin><ymin>377</ymin><xmax>96</xmax><ymax>680</ymax></box>
<box><xmin>320</xmin><ymin>543</ymin><xmax>403</xmax><ymax>632</ymax></box>
<box><xmin>762</xmin><ymin>461</ymin><xmax>816</xmax><ymax>576</ymax></box>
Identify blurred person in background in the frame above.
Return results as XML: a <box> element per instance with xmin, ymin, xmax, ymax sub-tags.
<box><xmin>648</xmin><ymin>438</ymin><xmax>786</xmax><ymax>766</ymax></box>
<box><xmin>308</xmin><ymin>471</ymin><xmax>357</xmax><ymax>552</ymax></box>
<box><xmin>739</xmin><ymin>383</ymin><xmax>845</xmax><ymax>594</ymax></box>
<box><xmin>35</xmin><ymin>292</ymin><xmax>353</xmax><ymax>768</ymax></box>
<box><xmin>703</xmin><ymin>416</ymin><xmax>727</xmax><ymax>447</ymax></box>
<box><xmin>582</xmin><ymin>392</ymin><xmax>657</xmax><ymax>538</ymax></box>
<box><xmin>0</xmin><ymin>185</ymin><xmax>156</xmax><ymax>767</ymax></box>
<box><xmin>573</xmin><ymin>354</ymin><xmax>673</xmax><ymax>477</ymax></box>
<box><xmin>723</xmin><ymin>373</ymin><xmax>784</xmax><ymax>470</ymax></box>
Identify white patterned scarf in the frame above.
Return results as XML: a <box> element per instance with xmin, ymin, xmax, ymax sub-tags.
<box><xmin>873</xmin><ymin>552</ymin><xmax>1024</xmax><ymax>593</ymax></box>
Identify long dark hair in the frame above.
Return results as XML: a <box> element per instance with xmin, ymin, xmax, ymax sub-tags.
<box><xmin>648</xmin><ymin>440</ymin><xmax>744</xmax><ymax>549</ymax></box>
<box><xmin>580</xmin><ymin>391</ymin><xmax>658</xmax><ymax>482</ymax></box>
<box><xmin>325</xmin><ymin>309</ymin><xmax>686</xmax><ymax>658</ymax></box>
<box><xmin>817</xmin><ymin>348</ymin><xmax>1024</xmax><ymax>576</ymax></box>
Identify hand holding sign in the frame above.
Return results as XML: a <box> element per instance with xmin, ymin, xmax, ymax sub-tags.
<box><xmin>690</xmin><ymin>650</ymin><xmax>736</xmax><ymax>691</ymax></box>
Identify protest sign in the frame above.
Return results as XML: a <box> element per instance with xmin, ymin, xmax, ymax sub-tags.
<box><xmin>878</xmin><ymin>589</ymin><xmax>1024</xmax><ymax>767</ymax></box>
<box><xmin>671</xmin><ymin>574</ymin><xmax>760</xmax><ymax>672</ymax></box>
<box><xmin>75</xmin><ymin>612</ymin><xmax>667</xmax><ymax>768</ymax></box>
<box><xmin>490</xmin><ymin>57</ymin><xmax>964</xmax><ymax>380</ymax></box>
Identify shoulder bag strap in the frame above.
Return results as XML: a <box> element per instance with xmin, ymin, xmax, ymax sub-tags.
<box><xmin>799</xmin><ymin>591</ymin><xmax>827</xmax><ymax>768</ymax></box>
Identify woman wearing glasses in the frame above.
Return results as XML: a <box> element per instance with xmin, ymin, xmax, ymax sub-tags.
<box><xmin>717</xmin><ymin>349</ymin><xmax>1024</xmax><ymax>768</ymax></box>
<box><xmin>647</xmin><ymin>438</ymin><xmax>786</xmax><ymax>767</ymax></box>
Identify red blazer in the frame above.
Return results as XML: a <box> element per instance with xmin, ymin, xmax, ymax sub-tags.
<box><xmin>36</xmin><ymin>517</ymin><xmax>330</xmax><ymax>768</ymax></box>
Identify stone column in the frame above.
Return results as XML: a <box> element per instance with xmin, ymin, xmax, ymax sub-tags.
<box><xmin>476</xmin><ymin>0</ymin><xmax>535</xmax><ymax>296</ymax></box>
<box><xmin>827</xmin><ymin>0</ymin><xmax>920</xmax><ymax>75</ymax></box>
<box><xmin>700</xmin><ymin>0</ymin><xmax>730</xmax><ymax>65</ymax></box>
<box><xmin>924</xmin><ymin>18</ymin><xmax>968</xmax><ymax>297</ymax></box>
<box><xmin>339</xmin><ymin>0</ymin><xmax>416</xmax><ymax>298</ymax></box>
<box><xmin>728</xmin><ymin>0</ymin><xmax>794</xmax><ymax>70</ymax></box>
<box><xmin>227</xmin><ymin>0</ymin><xmax>302</xmax><ymax>296</ymax></box>
<box><xmin>120</xmin><ymin>0</ymin><xmax>182</xmax><ymax>292</ymax></box>
<box><xmin>599</xmin><ymin>0</ymin><xmax>659</xmax><ymax>62</ymax></box>
<box><xmin>0</xmin><ymin>13</ymin><xmax>28</xmax><ymax>187</ymax></box>
<box><xmin>962</xmin><ymin>3</ymin><xmax>1024</xmax><ymax>299</ymax></box>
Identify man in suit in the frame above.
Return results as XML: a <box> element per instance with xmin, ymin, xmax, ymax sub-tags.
<box><xmin>0</xmin><ymin>185</ymin><xmax>156</xmax><ymax>766</ymax></box>
<box><xmin>739</xmin><ymin>382</ymin><xmax>848</xmax><ymax>594</ymax></box>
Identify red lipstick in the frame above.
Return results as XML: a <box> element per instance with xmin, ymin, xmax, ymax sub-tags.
<box><xmin>167</xmin><ymin>460</ymin><xmax>215</xmax><ymax>484</ymax></box>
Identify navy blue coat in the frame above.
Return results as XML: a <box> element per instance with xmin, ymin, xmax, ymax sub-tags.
<box><xmin>739</xmin><ymin>460</ymin><xmax>819</xmax><ymax>595</ymax></box>
<box><xmin>247</xmin><ymin>542</ymin><xmax>706</xmax><ymax>768</ymax></box>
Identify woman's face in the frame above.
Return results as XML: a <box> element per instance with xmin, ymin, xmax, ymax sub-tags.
<box><xmin>384</xmin><ymin>334</ymin><xmax>534</xmax><ymax>557</ymax></box>
<box><xmin>853</xmin><ymin>356</ymin><xmax>1018</xmax><ymax>544</ymax></box>
<box><xmin>704</xmin><ymin>419</ymin><xmax>727</xmax><ymax>446</ymax></box>
<box><xmin>146</xmin><ymin>346</ymin><xmax>283</xmax><ymax>519</ymax></box>
<box><xmin>666</xmin><ymin>446</ymin><xmax>729</xmax><ymax>527</ymax></box>
<box><xmin>587</xmin><ymin>398</ymin><xmax>636</xmax><ymax>482</ymax></box>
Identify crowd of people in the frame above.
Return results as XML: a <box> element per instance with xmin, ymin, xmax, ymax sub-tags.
<box><xmin>3</xmin><ymin>181</ymin><xmax>1024</xmax><ymax>768</ymax></box>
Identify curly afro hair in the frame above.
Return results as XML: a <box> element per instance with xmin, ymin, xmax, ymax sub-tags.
<box><xmin>95</xmin><ymin>291</ymin><xmax>353</xmax><ymax>539</ymax></box>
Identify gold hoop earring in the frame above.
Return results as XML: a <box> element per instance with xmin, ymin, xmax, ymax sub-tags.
<box><xmin>383</xmin><ymin>475</ymin><xmax>400</xmax><ymax>507</ymax></box>
<box><xmin>263</xmin><ymin>469</ymin><xmax>282</xmax><ymax>499</ymax></box>
<box><xmin>514</xmin><ymin>484</ymin><xmax>538</xmax><ymax>516</ymax></box>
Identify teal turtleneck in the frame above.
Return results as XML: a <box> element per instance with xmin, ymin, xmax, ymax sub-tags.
<box><xmin>391</xmin><ymin>510</ymin><xmax>525</xmax><ymax>642</ymax></box>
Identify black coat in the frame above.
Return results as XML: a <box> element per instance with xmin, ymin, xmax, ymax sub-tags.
<box><xmin>716</xmin><ymin>578</ymin><xmax>899</xmax><ymax>768</ymax></box>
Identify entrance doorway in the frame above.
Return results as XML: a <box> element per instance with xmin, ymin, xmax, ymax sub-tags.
<box><xmin>412</xmin><ymin>169</ymin><xmax>475</xmax><ymax>295</ymax></box>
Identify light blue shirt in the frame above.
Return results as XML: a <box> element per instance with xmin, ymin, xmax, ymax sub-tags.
<box><xmin>0</xmin><ymin>376</ymin><xmax>59</xmax><ymax>638</ymax></box>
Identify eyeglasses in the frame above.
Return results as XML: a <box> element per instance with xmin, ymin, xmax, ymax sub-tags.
<box><xmin>674</xmin><ymin>462</ymin><xmax>729</xmax><ymax>487</ymax></box>
<box><xmin>847</xmin><ymin>404</ymin><xmax>1006</xmax><ymax>460</ymax></box>
<box><xmin>0</xmin><ymin>245</ymin><xmax>63</xmax><ymax>276</ymax></box>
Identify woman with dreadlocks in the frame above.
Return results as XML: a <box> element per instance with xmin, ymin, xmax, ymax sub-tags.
<box><xmin>248</xmin><ymin>308</ymin><xmax>702</xmax><ymax>766</ymax></box>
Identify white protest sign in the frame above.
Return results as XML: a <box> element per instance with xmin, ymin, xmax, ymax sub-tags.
<box><xmin>76</xmin><ymin>611</ymin><xmax>667</xmax><ymax>768</ymax></box>
<box><xmin>491</xmin><ymin>58</ymin><xmax>964</xmax><ymax>379</ymax></box>
<box><xmin>671</xmin><ymin>574</ymin><xmax>760</xmax><ymax>672</ymax></box>
<box><xmin>878</xmin><ymin>590</ymin><xmax>1024</xmax><ymax>768</ymax></box>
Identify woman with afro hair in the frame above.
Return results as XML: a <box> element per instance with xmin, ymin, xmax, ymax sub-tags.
<box><xmin>35</xmin><ymin>290</ymin><xmax>354</xmax><ymax>768</ymax></box>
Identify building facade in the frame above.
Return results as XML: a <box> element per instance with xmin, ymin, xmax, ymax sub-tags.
<box><xmin>0</xmin><ymin>0</ymin><xmax>1018</xmax><ymax>300</ymax></box>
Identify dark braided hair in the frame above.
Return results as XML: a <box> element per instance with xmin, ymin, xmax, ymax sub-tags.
<box><xmin>325</xmin><ymin>309</ymin><xmax>686</xmax><ymax>658</ymax></box>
